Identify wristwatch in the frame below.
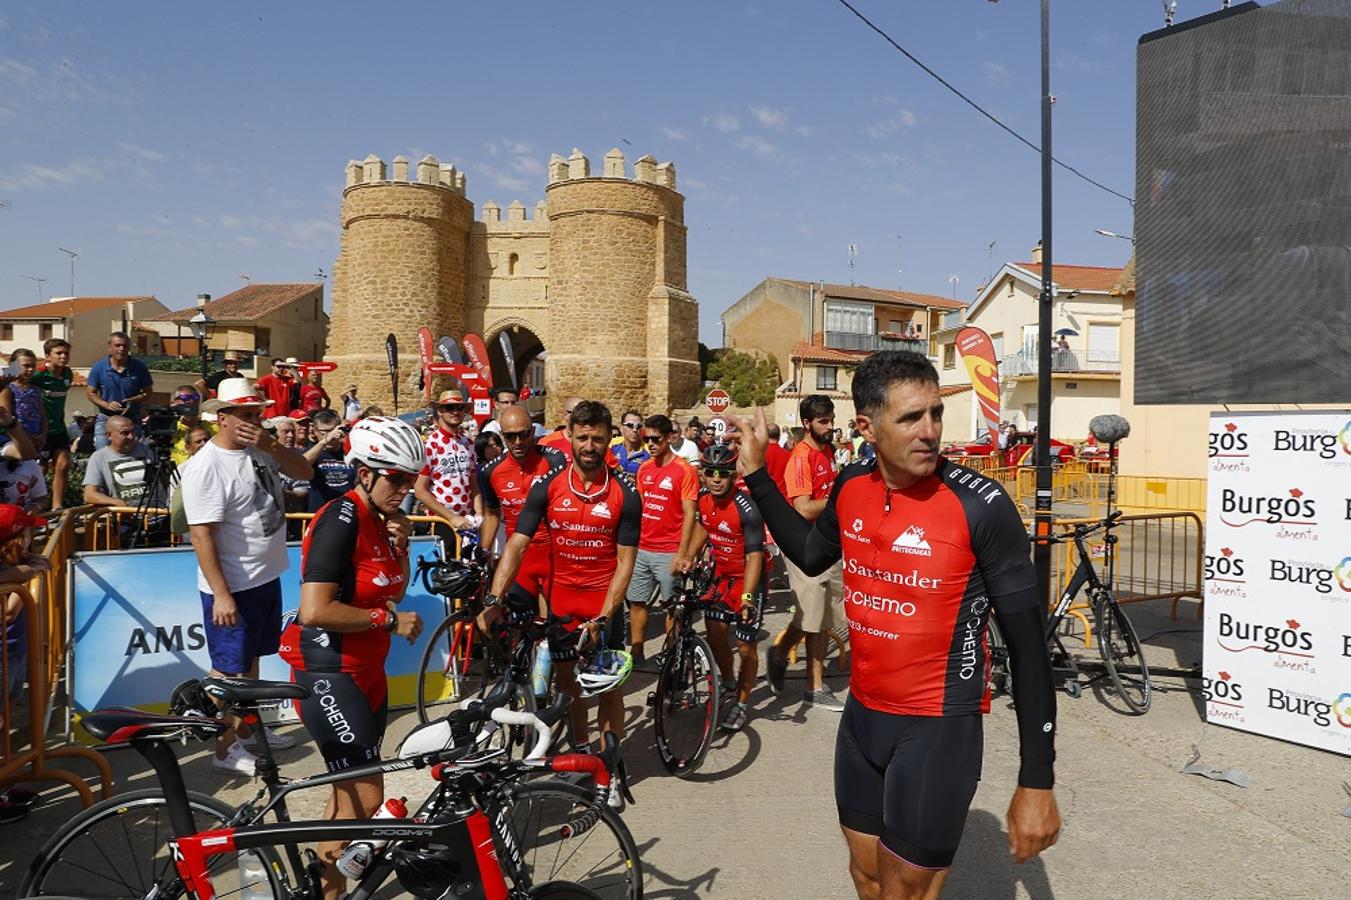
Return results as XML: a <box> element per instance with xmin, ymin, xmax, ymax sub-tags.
<box><xmin>383</xmin><ymin>610</ymin><xmax>398</xmax><ymax>633</ymax></box>
<box><xmin>483</xmin><ymin>593</ymin><xmax>502</xmax><ymax>610</ymax></box>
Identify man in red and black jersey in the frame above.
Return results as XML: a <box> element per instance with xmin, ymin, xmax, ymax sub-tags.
<box><xmin>478</xmin><ymin>405</ymin><xmax>566</xmax><ymax>604</ymax></box>
<box><xmin>735</xmin><ymin>351</ymin><xmax>1060</xmax><ymax>899</ymax></box>
<box><xmin>680</xmin><ymin>442</ymin><xmax>765</xmax><ymax>732</ymax></box>
<box><xmin>479</xmin><ymin>400</ymin><xmax>640</xmax><ymax>757</ymax></box>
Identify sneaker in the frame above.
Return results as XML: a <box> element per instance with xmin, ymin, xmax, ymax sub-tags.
<box><xmin>720</xmin><ymin>702</ymin><xmax>748</xmax><ymax>732</ymax></box>
<box><xmin>765</xmin><ymin>647</ymin><xmax>787</xmax><ymax>695</ymax></box>
<box><xmin>803</xmin><ymin>687</ymin><xmax>847</xmax><ymax>712</ymax></box>
<box><xmin>0</xmin><ymin>800</ymin><xmax>28</xmax><ymax>824</ymax></box>
<box><xmin>606</xmin><ymin>780</ymin><xmax>624</xmax><ymax>811</ymax></box>
<box><xmin>240</xmin><ymin>725</ymin><xmax>297</xmax><ymax>751</ymax></box>
<box><xmin>212</xmin><ymin>741</ymin><xmax>258</xmax><ymax>776</ymax></box>
<box><xmin>3</xmin><ymin>787</ymin><xmax>40</xmax><ymax>808</ymax></box>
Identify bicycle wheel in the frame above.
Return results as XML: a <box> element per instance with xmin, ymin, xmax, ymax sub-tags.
<box><xmin>985</xmin><ymin>616</ymin><xmax>1012</xmax><ymax>700</ymax></box>
<box><xmin>19</xmin><ymin>789</ymin><xmax>283</xmax><ymax>899</ymax></box>
<box><xmin>653</xmin><ymin>632</ymin><xmax>719</xmax><ymax>777</ymax></box>
<box><xmin>493</xmin><ymin>780</ymin><xmax>643</xmax><ymax>900</ymax></box>
<box><xmin>1094</xmin><ymin>592</ymin><xmax>1151</xmax><ymax>714</ymax></box>
<box><xmin>417</xmin><ymin>614</ymin><xmax>475</xmax><ymax>724</ymax></box>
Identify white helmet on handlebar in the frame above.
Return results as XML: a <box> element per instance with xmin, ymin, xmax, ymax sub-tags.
<box><xmin>576</xmin><ymin>648</ymin><xmax>633</xmax><ymax>698</ymax></box>
<box><xmin>344</xmin><ymin>416</ymin><xmax>426</xmax><ymax>474</ymax></box>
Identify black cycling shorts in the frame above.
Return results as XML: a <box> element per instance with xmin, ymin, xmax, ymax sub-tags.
<box><xmin>293</xmin><ymin>669</ymin><xmax>388</xmax><ymax>773</ymax></box>
<box><xmin>835</xmin><ymin>697</ymin><xmax>983</xmax><ymax>870</ymax></box>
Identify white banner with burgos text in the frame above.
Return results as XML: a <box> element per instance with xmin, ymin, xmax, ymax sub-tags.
<box><xmin>1203</xmin><ymin>411</ymin><xmax>1351</xmax><ymax>756</ymax></box>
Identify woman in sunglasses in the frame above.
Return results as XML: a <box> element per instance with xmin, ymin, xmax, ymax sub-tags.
<box><xmin>280</xmin><ymin>416</ymin><xmax>425</xmax><ymax>900</ymax></box>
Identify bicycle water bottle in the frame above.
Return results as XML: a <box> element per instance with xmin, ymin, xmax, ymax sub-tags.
<box><xmin>531</xmin><ymin>645</ymin><xmax>552</xmax><ymax>700</ymax></box>
<box><xmin>238</xmin><ymin>854</ymin><xmax>270</xmax><ymax>900</ymax></box>
<box><xmin>335</xmin><ymin>796</ymin><xmax>408</xmax><ymax>879</ymax></box>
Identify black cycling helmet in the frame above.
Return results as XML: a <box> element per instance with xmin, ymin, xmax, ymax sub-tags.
<box><xmin>699</xmin><ymin>441</ymin><xmax>738</xmax><ymax>470</ymax></box>
<box><xmin>391</xmin><ymin>845</ymin><xmax>462</xmax><ymax>899</ymax></box>
<box><xmin>428</xmin><ymin>558</ymin><xmax>482</xmax><ymax>599</ymax></box>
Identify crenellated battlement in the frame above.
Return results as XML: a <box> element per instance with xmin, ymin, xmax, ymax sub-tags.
<box><xmin>344</xmin><ymin>153</ymin><xmax>467</xmax><ymax>196</ymax></box>
<box><xmin>546</xmin><ymin>148</ymin><xmax>677</xmax><ymax>191</ymax></box>
<box><xmin>477</xmin><ymin>199</ymin><xmax>550</xmax><ymax>227</ymax></box>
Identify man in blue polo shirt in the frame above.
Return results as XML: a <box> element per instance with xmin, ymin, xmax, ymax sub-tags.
<box><xmin>86</xmin><ymin>331</ymin><xmax>153</xmax><ymax>449</ymax></box>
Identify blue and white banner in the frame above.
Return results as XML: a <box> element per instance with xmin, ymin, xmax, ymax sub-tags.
<box><xmin>70</xmin><ymin>538</ymin><xmax>454</xmax><ymax>727</ymax></box>
<box><xmin>1203</xmin><ymin>411</ymin><xmax>1351</xmax><ymax>756</ymax></box>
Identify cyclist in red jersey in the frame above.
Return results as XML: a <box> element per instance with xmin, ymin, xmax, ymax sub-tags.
<box><xmin>678</xmin><ymin>442</ymin><xmax>765</xmax><ymax>732</ymax></box>
<box><xmin>279</xmin><ymin>417</ymin><xmax>425</xmax><ymax>900</ymax></box>
<box><xmin>479</xmin><ymin>401</ymin><xmax>640</xmax><ymax>761</ymax></box>
<box><xmin>734</xmin><ymin>351</ymin><xmax>1060</xmax><ymax>899</ymax></box>
<box><xmin>478</xmin><ymin>405</ymin><xmax>566</xmax><ymax>606</ymax></box>
<box><xmin>541</xmin><ymin>395</ymin><xmax>619</xmax><ymax>468</ymax></box>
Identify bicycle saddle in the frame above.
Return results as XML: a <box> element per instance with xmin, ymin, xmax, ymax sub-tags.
<box><xmin>202</xmin><ymin>676</ymin><xmax>311</xmax><ymax>706</ymax></box>
<box><xmin>81</xmin><ymin>707</ymin><xmax>230</xmax><ymax>743</ymax></box>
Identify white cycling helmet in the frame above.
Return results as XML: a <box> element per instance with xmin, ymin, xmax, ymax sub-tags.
<box><xmin>345</xmin><ymin>416</ymin><xmax>427</xmax><ymax>474</ymax></box>
<box><xmin>576</xmin><ymin>648</ymin><xmax>634</xmax><ymax>698</ymax></box>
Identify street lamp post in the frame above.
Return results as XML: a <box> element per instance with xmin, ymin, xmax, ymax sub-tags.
<box><xmin>1094</xmin><ymin>228</ymin><xmax>1135</xmax><ymax>243</ymax></box>
<box><xmin>189</xmin><ymin>310</ymin><xmax>214</xmax><ymax>380</ymax></box>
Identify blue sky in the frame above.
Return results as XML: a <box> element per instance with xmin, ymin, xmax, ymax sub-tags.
<box><xmin>0</xmin><ymin>1</ymin><xmax>1171</xmax><ymax>347</ymax></box>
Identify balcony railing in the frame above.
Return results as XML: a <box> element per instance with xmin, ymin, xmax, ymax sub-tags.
<box><xmin>824</xmin><ymin>331</ymin><xmax>927</xmax><ymax>354</ymax></box>
<box><xmin>939</xmin><ymin>310</ymin><xmax>964</xmax><ymax>331</ymax></box>
<box><xmin>1001</xmin><ymin>349</ymin><xmax>1121</xmax><ymax>376</ymax></box>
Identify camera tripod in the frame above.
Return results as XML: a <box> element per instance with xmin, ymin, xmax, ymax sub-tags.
<box><xmin>124</xmin><ymin>438</ymin><xmax>177</xmax><ymax>550</ymax></box>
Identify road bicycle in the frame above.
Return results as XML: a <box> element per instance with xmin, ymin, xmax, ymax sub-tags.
<box><xmin>989</xmin><ymin>510</ymin><xmax>1152</xmax><ymax>713</ymax></box>
<box><xmin>646</xmin><ymin>561</ymin><xmax>720</xmax><ymax>777</ymax></box>
<box><xmin>415</xmin><ymin>532</ymin><xmax>493</xmax><ymax>723</ymax></box>
<box><xmin>20</xmin><ymin>678</ymin><xmax>643</xmax><ymax>899</ymax></box>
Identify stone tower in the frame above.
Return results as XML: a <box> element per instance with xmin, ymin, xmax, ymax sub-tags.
<box><xmin>327</xmin><ymin>148</ymin><xmax>699</xmax><ymax>421</ymax></box>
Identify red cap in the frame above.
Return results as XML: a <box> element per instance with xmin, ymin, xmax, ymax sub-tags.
<box><xmin>287</xmin><ymin>409</ymin><xmax>310</xmax><ymax>421</ymax></box>
<box><xmin>0</xmin><ymin>504</ymin><xmax>46</xmax><ymax>541</ymax></box>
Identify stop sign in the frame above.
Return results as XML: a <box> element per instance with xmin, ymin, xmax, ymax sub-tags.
<box><xmin>705</xmin><ymin>389</ymin><xmax>731</xmax><ymax>413</ymax></box>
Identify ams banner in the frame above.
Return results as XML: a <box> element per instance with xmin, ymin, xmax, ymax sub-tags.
<box><xmin>1203</xmin><ymin>411</ymin><xmax>1351</xmax><ymax>756</ymax></box>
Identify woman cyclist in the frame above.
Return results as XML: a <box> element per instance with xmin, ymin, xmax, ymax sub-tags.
<box><xmin>280</xmin><ymin>416</ymin><xmax>425</xmax><ymax>900</ymax></box>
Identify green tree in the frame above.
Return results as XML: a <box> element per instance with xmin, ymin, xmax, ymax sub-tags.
<box><xmin>705</xmin><ymin>349</ymin><xmax>779</xmax><ymax>407</ymax></box>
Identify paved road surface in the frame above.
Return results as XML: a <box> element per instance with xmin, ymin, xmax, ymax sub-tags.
<box><xmin>2</xmin><ymin>592</ymin><xmax>1348</xmax><ymax>898</ymax></box>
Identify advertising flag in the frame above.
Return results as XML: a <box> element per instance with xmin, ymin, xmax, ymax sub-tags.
<box><xmin>956</xmin><ymin>326</ymin><xmax>1001</xmax><ymax>445</ymax></box>
<box><xmin>498</xmin><ymin>331</ymin><xmax>518</xmax><ymax>390</ymax></box>
<box><xmin>418</xmin><ymin>327</ymin><xmax>434</xmax><ymax>402</ymax></box>
<box><xmin>384</xmin><ymin>332</ymin><xmax>399</xmax><ymax>413</ymax></box>
<box><xmin>461</xmin><ymin>333</ymin><xmax>493</xmax><ymax>385</ymax></box>
<box><xmin>436</xmin><ymin>335</ymin><xmax>463</xmax><ymax>365</ymax></box>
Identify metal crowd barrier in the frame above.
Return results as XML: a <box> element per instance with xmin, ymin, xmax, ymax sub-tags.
<box><xmin>1</xmin><ymin>506</ymin><xmax>114</xmax><ymax>808</ymax></box>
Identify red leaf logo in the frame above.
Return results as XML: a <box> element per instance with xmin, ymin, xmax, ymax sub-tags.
<box><xmin>1224</xmin><ymin>422</ymin><xmax>1238</xmax><ymax>433</ymax></box>
<box><xmin>1221</xmin><ymin>547</ymin><xmax>1233</xmax><ymax>557</ymax></box>
<box><xmin>1286</xmin><ymin>619</ymin><xmax>1301</xmax><ymax>629</ymax></box>
<box><xmin>1289</xmin><ymin>488</ymin><xmax>1303</xmax><ymax>498</ymax></box>
<box><xmin>1219</xmin><ymin>671</ymin><xmax>1231</xmax><ymax>681</ymax></box>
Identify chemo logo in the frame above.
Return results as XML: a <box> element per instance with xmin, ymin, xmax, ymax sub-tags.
<box><xmin>891</xmin><ymin>525</ymin><xmax>932</xmax><ymax>556</ymax></box>
<box><xmin>1215</xmin><ymin>612</ymin><xmax>1314</xmax><ymax>657</ymax></box>
<box><xmin>1219</xmin><ymin>488</ymin><xmax>1316</xmax><ymax>528</ymax></box>
<box><xmin>1208</xmin><ymin>422</ymin><xmax>1249</xmax><ymax>458</ymax></box>
<box><xmin>1334</xmin><ymin>693</ymin><xmax>1351</xmax><ymax>728</ymax></box>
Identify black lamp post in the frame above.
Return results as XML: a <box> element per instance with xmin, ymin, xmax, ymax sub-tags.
<box><xmin>189</xmin><ymin>309</ymin><xmax>214</xmax><ymax>380</ymax></box>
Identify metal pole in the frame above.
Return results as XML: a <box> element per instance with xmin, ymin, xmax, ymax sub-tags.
<box><xmin>1034</xmin><ymin>0</ymin><xmax>1055</xmax><ymax>601</ymax></box>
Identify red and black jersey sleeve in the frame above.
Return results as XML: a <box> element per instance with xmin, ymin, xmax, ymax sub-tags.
<box><xmin>478</xmin><ymin>454</ymin><xmax>506</xmax><ymax>511</ymax></box>
<box><xmin>744</xmin><ymin>463</ymin><xmax>864</xmax><ymax>575</ymax></box>
<box><xmin>732</xmin><ymin>491</ymin><xmax>765</xmax><ymax>555</ymax></box>
<box><xmin>303</xmin><ymin>496</ymin><xmax>360</xmax><ymax>591</ymax></box>
<box><xmin>512</xmin><ymin>467</ymin><xmax>559</xmax><ymax>541</ymax></box>
<box><xmin>616</xmin><ymin>471</ymin><xmax>642</xmax><ymax>548</ymax></box>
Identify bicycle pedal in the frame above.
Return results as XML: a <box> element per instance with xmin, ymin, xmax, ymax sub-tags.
<box><xmin>645</xmin><ymin>691</ymin><xmax>657</xmax><ymax>708</ymax></box>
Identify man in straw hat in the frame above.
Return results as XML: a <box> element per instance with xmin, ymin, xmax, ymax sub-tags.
<box><xmin>181</xmin><ymin>377</ymin><xmax>314</xmax><ymax>775</ymax></box>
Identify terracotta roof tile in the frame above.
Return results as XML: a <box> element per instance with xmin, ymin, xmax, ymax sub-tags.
<box><xmin>0</xmin><ymin>296</ymin><xmax>154</xmax><ymax>319</ymax></box>
<box><xmin>789</xmin><ymin>341</ymin><xmax>872</xmax><ymax>364</ymax></box>
<box><xmin>769</xmin><ymin>278</ymin><xmax>965</xmax><ymax>310</ymax></box>
<box><xmin>156</xmin><ymin>283</ymin><xmax>322</xmax><ymax>323</ymax></box>
<box><xmin>940</xmin><ymin>384</ymin><xmax>972</xmax><ymax>397</ymax></box>
<box><xmin>1009</xmin><ymin>262</ymin><xmax>1124</xmax><ymax>292</ymax></box>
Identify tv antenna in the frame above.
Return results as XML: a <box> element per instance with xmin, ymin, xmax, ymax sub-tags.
<box><xmin>1163</xmin><ymin>1</ymin><xmax>1177</xmax><ymax>26</ymax></box>
<box><xmin>986</xmin><ymin>240</ymin><xmax>997</xmax><ymax>282</ymax></box>
<box><xmin>58</xmin><ymin>247</ymin><xmax>79</xmax><ymax>296</ymax></box>
<box><xmin>21</xmin><ymin>275</ymin><xmax>47</xmax><ymax>302</ymax></box>
<box><xmin>847</xmin><ymin>243</ymin><xmax>858</xmax><ymax>285</ymax></box>
<box><xmin>948</xmin><ymin>274</ymin><xmax>960</xmax><ymax>300</ymax></box>
<box><xmin>314</xmin><ymin>267</ymin><xmax>327</xmax><ymax>281</ymax></box>
<box><xmin>886</xmin><ymin>234</ymin><xmax>905</xmax><ymax>288</ymax></box>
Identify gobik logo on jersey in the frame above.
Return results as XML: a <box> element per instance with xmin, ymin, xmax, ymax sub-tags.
<box><xmin>1208</xmin><ymin>422</ymin><xmax>1249</xmax><ymax>458</ymax></box>
<box><xmin>1218</xmin><ymin>488</ymin><xmax>1316</xmax><ymax>528</ymax></box>
<box><xmin>1215</xmin><ymin>612</ymin><xmax>1314</xmax><ymax>656</ymax></box>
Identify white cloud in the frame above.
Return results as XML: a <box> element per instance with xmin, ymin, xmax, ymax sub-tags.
<box><xmin>475</xmin><ymin>163</ymin><xmax>528</xmax><ymax>193</ymax></box>
<box><xmin>482</xmin><ymin>141</ymin><xmax>543</xmax><ymax>181</ymax></box>
<box><xmin>983</xmin><ymin>61</ymin><xmax>1009</xmax><ymax>86</ymax></box>
<box><xmin>865</xmin><ymin>108</ymin><xmax>916</xmax><ymax>139</ymax></box>
<box><xmin>750</xmin><ymin>106</ymin><xmax>788</xmax><ymax>129</ymax></box>
<box><xmin>211</xmin><ymin>214</ymin><xmax>332</xmax><ymax>248</ymax></box>
<box><xmin>0</xmin><ymin>159</ymin><xmax>102</xmax><ymax>191</ymax></box>
<box><xmin>855</xmin><ymin>152</ymin><xmax>902</xmax><ymax>168</ymax></box>
<box><xmin>706</xmin><ymin>112</ymin><xmax>741</xmax><ymax>133</ymax></box>
<box><xmin>884</xmin><ymin>182</ymin><xmax>911</xmax><ymax>194</ymax></box>
<box><xmin>115</xmin><ymin>141</ymin><xmax>169</xmax><ymax>162</ymax></box>
<box><xmin>659</xmin><ymin>125</ymin><xmax>689</xmax><ymax>141</ymax></box>
<box><xmin>793</xmin><ymin>125</ymin><xmax>815</xmax><ymax>138</ymax></box>
<box><xmin>734</xmin><ymin>135</ymin><xmax>780</xmax><ymax>160</ymax></box>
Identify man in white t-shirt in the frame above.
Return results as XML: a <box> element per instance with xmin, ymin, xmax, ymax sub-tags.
<box><xmin>181</xmin><ymin>378</ymin><xmax>314</xmax><ymax>775</ymax></box>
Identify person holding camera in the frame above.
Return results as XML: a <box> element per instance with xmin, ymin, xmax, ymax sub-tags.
<box><xmin>304</xmin><ymin>409</ymin><xmax>355</xmax><ymax>513</ymax></box>
<box><xmin>169</xmin><ymin>385</ymin><xmax>215</xmax><ymax>466</ymax></box>
<box><xmin>85</xmin><ymin>331</ymin><xmax>153</xmax><ymax>449</ymax></box>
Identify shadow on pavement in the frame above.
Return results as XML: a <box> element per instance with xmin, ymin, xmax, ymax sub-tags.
<box><xmin>945</xmin><ymin>809</ymin><xmax>1055</xmax><ymax>900</ymax></box>
<box><xmin>633</xmin><ymin>837</ymin><xmax>720</xmax><ymax>899</ymax></box>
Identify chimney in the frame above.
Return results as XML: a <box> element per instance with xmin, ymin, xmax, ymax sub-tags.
<box><xmin>1031</xmin><ymin>241</ymin><xmax>1043</xmax><ymax>265</ymax></box>
<box><xmin>196</xmin><ymin>293</ymin><xmax>211</xmax><ymax>308</ymax></box>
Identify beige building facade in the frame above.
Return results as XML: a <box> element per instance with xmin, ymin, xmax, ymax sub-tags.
<box><xmin>326</xmin><ymin>149</ymin><xmax>700</xmax><ymax>421</ymax></box>
<box><xmin>0</xmin><ymin>296</ymin><xmax>170</xmax><ymax>365</ymax></box>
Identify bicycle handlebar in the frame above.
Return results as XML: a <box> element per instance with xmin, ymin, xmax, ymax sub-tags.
<box><xmin>554</xmin><ymin>731</ymin><xmax>619</xmax><ymax>838</ymax></box>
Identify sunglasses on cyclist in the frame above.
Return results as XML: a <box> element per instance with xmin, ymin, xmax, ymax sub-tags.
<box><xmin>643</xmin><ymin>434</ymin><xmax>668</xmax><ymax>445</ymax></box>
<box><xmin>500</xmin><ymin>429</ymin><xmax>533</xmax><ymax>442</ymax></box>
<box><xmin>701</xmin><ymin>467</ymin><xmax>735</xmax><ymax>478</ymax></box>
<box><xmin>622</xmin><ymin>422</ymin><xmax>642</xmax><ymax>430</ymax></box>
<box><xmin>376</xmin><ymin>470</ymin><xmax>418</xmax><ymax>488</ymax></box>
